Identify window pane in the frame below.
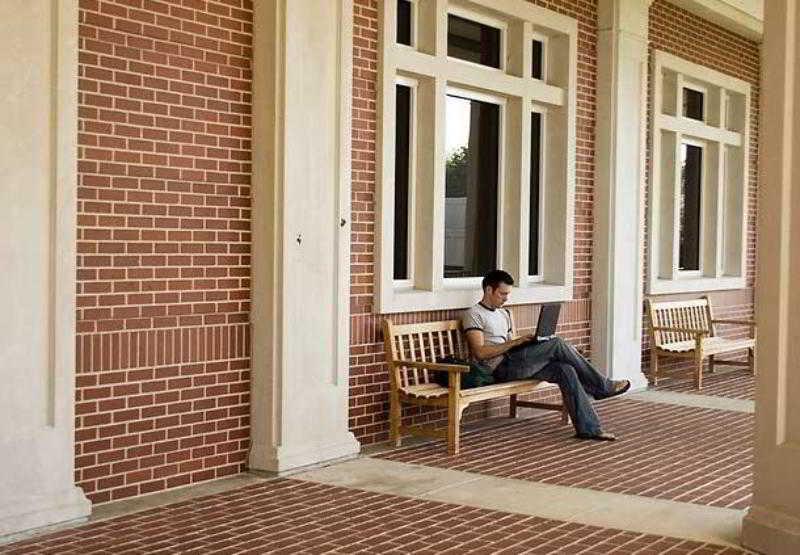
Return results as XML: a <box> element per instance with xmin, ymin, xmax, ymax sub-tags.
<box><xmin>531</xmin><ymin>40</ymin><xmax>544</xmax><ymax>79</ymax></box>
<box><xmin>529</xmin><ymin>112</ymin><xmax>542</xmax><ymax>276</ymax></box>
<box><xmin>397</xmin><ymin>0</ymin><xmax>412</xmax><ymax>46</ymax></box>
<box><xmin>394</xmin><ymin>85</ymin><xmax>412</xmax><ymax>280</ymax></box>
<box><xmin>683</xmin><ymin>88</ymin><xmax>704</xmax><ymax>121</ymax></box>
<box><xmin>447</xmin><ymin>14</ymin><xmax>501</xmax><ymax>69</ymax></box>
<box><xmin>679</xmin><ymin>143</ymin><xmax>703</xmax><ymax>271</ymax></box>
<box><xmin>444</xmin><ymin>95</ymin><xmax>499</xmax><ymax>278</ymax></box>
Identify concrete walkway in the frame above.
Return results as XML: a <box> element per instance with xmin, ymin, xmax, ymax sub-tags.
<box><xmin>295</xmin><ymin>457</ymin><xmax>744</xmax><ymax>548</ymax></box>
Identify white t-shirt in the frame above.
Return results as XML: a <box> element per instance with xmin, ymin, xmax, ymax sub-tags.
<box><xmin>461</xmin><ymin>302</ymin><xmax>512</xmax><ymax>370</ymax></box>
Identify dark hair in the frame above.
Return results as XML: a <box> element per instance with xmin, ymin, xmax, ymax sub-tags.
<box><xmin>482</xmin><ymin>269</ymin><xmax>514</xmax><ymax>291</ymax></box>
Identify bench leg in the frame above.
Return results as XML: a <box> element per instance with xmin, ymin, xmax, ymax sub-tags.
<box><xmin>447</xmin><ymin>396</ymin><xmax>461</xmax><ymax>456</ymax></box>
<box><xmin>561</xmin><ymin>404</ymin><xmax>570</xmax><ymax>425</ymax></box>
<box><xmin>509</xmin><ymin>394</ymin><xmax>518</xmax><ymax>418</ymax></box>
<box><xmin>749</xmin><ymin>347</ymin><xmax>756</xmax><ymax>376</ymax></box>
<box><xmin>389</xmin><ymin>390</ymin><xmax>402</xmax><ymax>447</ymax></box>
<box><xmin>651</xmin><ymin>349</ymin><xmax>660</xmax><ymax>386</ymax></box>
<box><xmin>695</xmin><ymin>357</ymin><xmax>704</xmax><ymax>390</ymax></box>
<box><xmin>709</xmin><ymin>354</ymin><xmax>715</xmax><ymax>373</ymax></box>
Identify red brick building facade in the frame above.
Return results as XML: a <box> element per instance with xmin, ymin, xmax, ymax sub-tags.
<box><xmin>68</xmin><ymin>0</ymin><xmax>759</xmax><ymax>503</ymax></box>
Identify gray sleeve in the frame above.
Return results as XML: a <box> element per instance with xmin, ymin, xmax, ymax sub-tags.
<box><xmin>461</xmin><ymin>307</ymin><xmax>484</xmax><ymax>333</ymax></box>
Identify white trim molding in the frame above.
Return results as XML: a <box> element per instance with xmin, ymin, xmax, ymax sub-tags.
<box><xmin>591</xmin><ymin>0</ymin><xmax>649</xmax><ymax>389</ymax></box>
<box><xmin>672</xmin><ymin>0</ymin><xmax>763</xmax><ymax>42</ymax></box>
<box><xmin>742</xmin><ymin>0</ymin><xmax>800</xmax><ymax>551</ymax></box>
<box><xmin>0</xmin><ymin>0</ymin><xmax>91</xmax><ymax>536</ymax></box>
<box><xmin>647</xmin><ymin>50</ymin><xmax>751</xmax><ymax>295</ymax></box>
<box><xmin>377</xmin><ymin>0</ymin><xmax>578</xmax><ymax>313</ymax></box>
<box><xmin>249</xmin><ymin>0</ymin><xmax>359</xmax><ymax>474</ymax></box>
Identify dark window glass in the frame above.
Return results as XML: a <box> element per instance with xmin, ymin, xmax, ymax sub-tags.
<box><xmin>447</xmin><ymin>14</ymin><xmax>501</xmax><ymax>69</ymax></box>
<box><xmin>529</xmin><ymin>112</ymin><xmax>542</xmax><ymax>276</ymax></box>
<box><xmin>683</xmin><ymin>88</ymin><xmax>704</xmax><ymax>121</ymax></box>
<box><xmin>531</xmin><ymin>40</ymin><xmax>544</xmax><ymax>79</ymax></box>
<box><xmin>444</xmin><ymin>95</ymin><xmax>499</xmax><ymax>278</ymax></box>
<box><xmin>679</xmin><ymin>143</ymin><xmax>703</xmax><ymax>271</ymax></box>
<box><xmin>397</xmin><ymin>0</ymin><xmax>412</xmax><ymax>46</ymax></box>
<box><xmin>394</xmin><ymin>85</ymin><xmax>412</xmax><ymax>280</ymax></box>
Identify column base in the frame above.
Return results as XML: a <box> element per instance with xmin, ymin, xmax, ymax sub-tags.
<box><xmin>0</xmin><ymin>486</ymin><xmax>91</xmax><ymax>539</ymax></box>
<box><xmin>249</xmin><ymin>432</ymin><xmax>361</xmax><ymax>474</ymax></box>
<box><xmin>627</xmin><ymin>371</ymin><xmax>650</xmax><ymax>393</ymax></box>
<box><xmin>742</xmin><ymin>505</ymin><xmax>800</xmax><ymax>554</ymax></box>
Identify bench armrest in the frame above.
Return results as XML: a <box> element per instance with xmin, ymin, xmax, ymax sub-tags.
<box><xmin>651</xmin><ymin>326</ymin><xmax>709</xmax><ymax>336</ymax></box>
<box><xmin>391</xmin><ymin>360</ymin><xmax>470</xmax><ymax>373</ymax></box>
<box><xmin>712</xmin><ymin>319</ymin><xmax>757</xmax><ymax>328</ymax></box>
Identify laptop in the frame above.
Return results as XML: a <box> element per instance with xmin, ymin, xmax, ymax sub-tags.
<box><xmin>534</xmin><ymin>303</ymin><xmax>561</xmax><ymax>341</ymax></box>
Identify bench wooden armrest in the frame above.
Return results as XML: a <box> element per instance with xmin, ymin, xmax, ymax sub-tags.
<box><xmin>651</xmin><ymin>326</ymin><xmax>709</xmax><ymax>336</ymax></box>
<box><xmin>391</xmin><ymin>360</ymin><xmax>470</xmax><ymax>373</ymax></box>
<box><xmin>712</xmin><ymin>319</ymin><xmax>757</xmax><ymax>327</ymax></box>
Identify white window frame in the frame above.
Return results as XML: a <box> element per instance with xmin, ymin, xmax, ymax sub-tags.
<box><xmin>530</xmin><ymin>31</ymin><xmax>548</xmax><ymax>81</ymax></box>
<box><xmin>527</xmin><ymin>104</ymin><xmax>547</xmax><ymax>283</ymax></box>
<box><xmin>446</xmin><ymin>5</ymin><xmax>507</xmax><ymax>72</ymax></box>
<box><xmin>396</xmin><ymin>0</ymin><xmax>418</xmax><ymax>49</ymax></box>
<box><xmin>442</xmin><ymin>87</ymin><xmax>506</xmax><ymax>288</ymax></box>
<box><xmin>681</xmin><ymin>81</ymin><xmax>707</xmax><ymax>122</ymax></box>
<box><xmin>376</xmin><ymin>0</ymin><xmax>578</xmax><ymax>313</ymax></box>
<box><xmin>648</xmin><ymin>50</ymin><xmax>751</xmax><ymax>294</ymax></box>
<box><xmin>676</xmin><ymin>138</ymin><xmax>706</xmax><ymax>277</ymax></box>
<box><xmin>393</xmin><ymin>75</ymin><xmax>418</xmax><ymax>289</ymax></box>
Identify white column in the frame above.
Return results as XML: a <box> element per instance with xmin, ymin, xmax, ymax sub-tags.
<box><xmin>590</xmin><ymin>0</ymin><xmax>650</xmax><ymax>389</ymax></box>
<box><xmin>741</xmin><ymin>1</ymin><xmax>800</xmax><ymax>552</ymax></box>
<box><xmin>0</xmin><ymin>0</ymin><xmax>91</xmax><ymax>536</ymax></box>
<box><xmin>249</xmin><ymin>0</ymin><xmax>360</xmax><ymax>473</ymax></box>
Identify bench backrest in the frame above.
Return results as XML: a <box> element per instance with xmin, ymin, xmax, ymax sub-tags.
<box><xmin>382</xmin><ymin>319</ymin><xmax>467</xmax><ymax>389</ymax></box>
<box><xmin>647</xmin><ymin>297</ymin><xmax>716</xmax><ymax>347</ymax></box>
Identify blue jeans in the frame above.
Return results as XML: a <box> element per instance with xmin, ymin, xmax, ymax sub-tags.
<box><xmin>493</xmin><ymin>338</ymin><xmax>616</xmax><ymax>436</ymax></box>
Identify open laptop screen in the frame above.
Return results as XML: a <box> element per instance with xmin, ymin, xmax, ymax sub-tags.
<box><xmin>535</xmin><ymin>303</ymin><xmax>561</xmax><ymax>340</ymax></box>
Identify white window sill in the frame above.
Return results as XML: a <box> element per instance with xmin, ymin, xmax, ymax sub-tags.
<box><xmin>377</xmin><ymin>282</ymin><xmax>573</xmax><ymax>314</ymax></box>
<box><xmin>647</xmin><ymin>276</ymin><xmax>746</xmax><ymax>295</ymax></box>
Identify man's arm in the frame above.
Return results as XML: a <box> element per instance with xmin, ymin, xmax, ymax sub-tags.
<box><xmin>465</xmin><ymin>329</ymin><xmax>534</xmax><ymax>361</ymax></box>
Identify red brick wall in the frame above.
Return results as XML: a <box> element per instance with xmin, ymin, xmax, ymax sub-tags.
<box><xmin>76</xmin><ymin>0</ymin><xmax>253</xmax><ymax>504</ymax></box>
<box><xmin>643</xmin><ymin>1</ymin><xmax>760</xmax><ymax>370</ymax></box>
<box><xmin>350</xmin><ymin>0</ymin><xmax>599</xmax><ymax>446</ymax></box>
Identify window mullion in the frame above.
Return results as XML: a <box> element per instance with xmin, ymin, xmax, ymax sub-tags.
<box><xmin>670</xmin><ymin>132</ymin><xmax>682</xmax><ymax>279</ymax></box>
<box><xmin>711</xmin><ymin>142</ymin><xmax>725</xmax><ymax>278</ymax></box>
<box><xmin>425</xmin><ymin>77</ymin><xmax>447</xmax><ymax>291</ymax></box>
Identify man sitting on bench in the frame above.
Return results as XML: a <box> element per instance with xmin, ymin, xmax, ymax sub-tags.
<box><xmin>463</xmin><ymin>270</ymin><xmax>631</xmax><ymax>441</ymax></box>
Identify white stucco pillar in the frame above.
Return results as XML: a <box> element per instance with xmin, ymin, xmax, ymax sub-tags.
<box><xmin>741</xmin><ymin>1</ymin><xmax>800</xmax><ymax>552</ymax></box>
<box><xmin>590</xmin><ymin>0</ymin><xmax>650</xmax><ymax>389</ymax></box>
<box><xmin>248</xmin><ymin>0</ymin><xmax>360</xmax><ymax>473</ymax></box>
<box><xmin>0</xmin><ymin>0</ymin><xmax>91</xmax><ymax>536</ymax></box>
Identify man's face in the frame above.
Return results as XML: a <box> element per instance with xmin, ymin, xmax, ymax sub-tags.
<box><xmin>486</xmin><ymin>283</ymin><xmax>512</xmax><ymax>308</ymax></box>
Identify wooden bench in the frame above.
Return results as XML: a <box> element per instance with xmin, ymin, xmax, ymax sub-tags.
<box><xmin>646</xmin><ymin>296</ymin><xmax>757</xmax><ymax>389</ymax></box>
<box><xmin>382</xmin><ymin>318</ymin><xmax>567</xmax><ymax>455</ymax></box>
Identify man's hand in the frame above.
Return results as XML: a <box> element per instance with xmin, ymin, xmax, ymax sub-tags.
<box><xmin>465</xmin><ymin>330</ymin><xmax>535</xmax><ymax>362</ymax></box>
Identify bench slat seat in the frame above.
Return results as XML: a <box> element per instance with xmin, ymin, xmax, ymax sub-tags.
<box><xmin>646</xmin><ymin>295</ymin><xmax>757</xmax><ymax>389</ymax></box>
<box><xmin>384</xmin><ymin>319</ymin><xmax>566</xmax><ymax>455</ymax></box>
<box><xmin>661</xmin><ymin>337</ymin><xmax>756</xmax><ymax>355</ymax></box>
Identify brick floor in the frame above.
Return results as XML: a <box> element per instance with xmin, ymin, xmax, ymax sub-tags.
<box><xmin>0</xmin><ymin>479</ymin><xmax>746</xmax><ymax>554</ymax></box>
<box><xmin>652</xmin><ymin>369</ymin><xmax>755</xmax><ymax>401</ymax></box>
<box><xmin>380</xmin><ymin>399</ymin><xmax>753</xmax><ymax>510</ymax></box>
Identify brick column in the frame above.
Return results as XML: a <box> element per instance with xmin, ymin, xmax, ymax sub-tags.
<box><xmin>590</xmin><ymin>0</ymin><xmax>650</xmax><ymax>389</ymax></box>
<box><xmin>741</xmin><ymin>1</ymin><xmax>800</xmax><ymax>552</ymax></box>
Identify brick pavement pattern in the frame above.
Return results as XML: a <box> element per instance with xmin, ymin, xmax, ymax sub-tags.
<box><xmin>0</xmin><ymin>479</ymin><xmax>746</xmax><ymax>554</ymax></box>
<box><xmin>652</xmin><ymin>369</ymin><xmax>755</xmax><ymax>401</ymax></box>
<box><xmin>380</xmin><ymin>400</ymin><xmax>753</xmax><ymax>510</ymax></box>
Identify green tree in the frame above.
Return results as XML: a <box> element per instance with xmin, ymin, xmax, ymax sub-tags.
<box><xmin>445</xmin><ymin>146</ymin><xmax>469</xmax><ymax>197</ymax></box>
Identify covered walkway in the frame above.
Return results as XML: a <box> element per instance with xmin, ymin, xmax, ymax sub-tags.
<box><xmin>2</xmin><ymin>381</ymin><xmax>754</xmax><ymax>554</ymax></box>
